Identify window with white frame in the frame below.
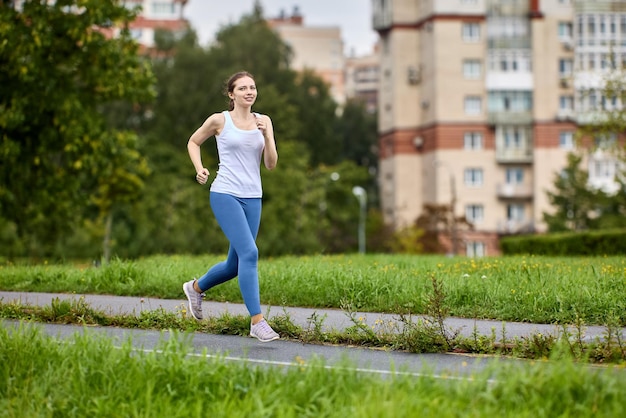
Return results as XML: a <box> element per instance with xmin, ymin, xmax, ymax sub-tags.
<box><xmin>590</xmin><ymin>160</ymin><xmax>618</xmax><ymax>181</ymax></box>
<box><xmin>464</xmin><ymin>132</ymin><xmax>483</xmax><ymax>150</ymax></box>
<box><xmin>559</xmin><ymin>58</ymin><xmax>573</xmax><ymax>76</ymax></box>
<box><xmin>463</xmin><ymin>59</ymin><xmax>481</xmax><ymax>79</ymax></box>
<box><xmin>488</xmin><ymin>91</ymin><xmax>532</xmax><ymax>112</ymax></box>
<box><xmin>466</xmin><ymin>241</ymin><xmax>486</xmax><ymax>257</ymax></box>
<box><xmin>462</xmin><ymin>22</ymin><xmax>481</xmax><ymax>42</ymax></box>
<box><xmin>559</xmin><ymin>132</ymin><xmax>575</xmax><ymax>149</ymax></box>
<box><xmin>465</xmin><ymin>204</ymin><xmax>484</xmax><ymax>223</ymax></box>
<box><xmin>505</xmin><ymin>168</ymin><xmax>524</xmax><ymax>184</ymax></box>
<box><xmin>560</xmin><ymin>95</ymin><xmax>574</xmax><ymax>111</ymax></box>
<box><xmin>464</xmin><ymin>96</ymin><xmax>482</xmax><ymax>115</ymax></box>
<box><xmin>502</xmin><ymin>127</ymin><xmax>527</xmax><ymax>148</ymax></box>
<box><xmin>488</xmin><ymin>51</ymin><xmax>532</xmax><ymax>73</ymax></box>
<box><xmin>464</xmin><ymin>168</ymin><xmax>484</xmax><ymax>186</ymax></box>
<box><xmin>506</xmin><ymin>204</ymin><xmax>525</xmax><ymax>221</ymax></box>
<box><xmin>152</xmin><ymin>1</ymin><xmax>176</xmax><ymax>16</ymax></box>
<box><xmin>558</xmin><ymin>22</ymin><xmax>573</xmax><ymax>40</ymax></box>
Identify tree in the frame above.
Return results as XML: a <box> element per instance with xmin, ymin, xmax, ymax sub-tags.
<box><xmin>544</xmin><ymin>51</ymin><xmax>626</xmax><ymax>233</ymax></box>
<box><xmin>335</xmin><ymin>99</ymin><xmax>378</xmax><ymax>170</ymax></box>
<box><xmin>0</xmin><ymin>0</ymin><xmax>155</xmax><ymax>257</ymax></box>
<box><xmin>543</xmin><ymin>153</ymin><xmax>601</xmax><ymax>232</ymax></box>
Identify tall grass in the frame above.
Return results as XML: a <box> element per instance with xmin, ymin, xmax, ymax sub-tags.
<box><xmin>1</xmin><ymin>325</ymin><xmax>624</xmax><ymax>418</ymax></box>
<box><xmin>1</xmin><ymin>254</ymin><xmax>625</xmax><ymax>325</ymax></box>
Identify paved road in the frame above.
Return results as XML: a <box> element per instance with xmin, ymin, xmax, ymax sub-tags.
<box><xmin>2</xmin><ymin>291</ymin><xmax>624</xmax><ymax>379</ymax></box>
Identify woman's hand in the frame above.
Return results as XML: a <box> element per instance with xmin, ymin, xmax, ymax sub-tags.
<box><xmin>255</xmin><ymin>114</ymin><xmax>267</xmax><ymax>137</ymax></box>
<box><xmin>196</xmin><ymin>168</ymin><xmax>210</xmax><ymax>185</ymax></box>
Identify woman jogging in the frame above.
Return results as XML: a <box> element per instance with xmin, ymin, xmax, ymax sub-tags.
<box><xmin>183</xmin><ymin>71</ymin><xmax>279</xmax><ymax>342</ymax></box>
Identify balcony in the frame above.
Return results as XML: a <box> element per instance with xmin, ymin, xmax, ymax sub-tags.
<box><xmin>488</xmin><ymin>111</ymin><xmax>533</xmax><ymax>126</ymax></box>
<box><xmin>497</xmin><ymin>220</ymin><xmax>534</xmax><ymax>235</ymax></box>
<box><xmin>372</xmin><ymin>10</ymin><xmax>392</xmax><ymax>31</ymax></box>
<box><xmin>496</xmin><ymin>183</ymin><xmax>533</xmax><ymax>199</ymax></box>
<box><xmin>496</xmin><ymin>147</ymin><xmax>533</xmax><ymax>163</ymax></box>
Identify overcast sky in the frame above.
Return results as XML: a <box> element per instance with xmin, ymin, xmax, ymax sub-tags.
<box><xmin>183</xmin><ymin>0</ymin><xmax>379</xmax><ymax>57</ymax></box>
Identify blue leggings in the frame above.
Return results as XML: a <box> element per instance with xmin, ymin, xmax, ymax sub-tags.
<box><xmin>196</xmin><ymin>192</ymin><xmax>262</xmax><ymax>316</ymax></box>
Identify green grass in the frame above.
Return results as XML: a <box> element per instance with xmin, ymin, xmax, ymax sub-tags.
<box><xmin>1</xmin><ymin>254</ymin><xmax>625</xmax><ymax>325</ymax></box>
<box><xmin>1</xmin><ymin>325</ymin><xmax>625</xmax><ymax>418</ymax></box>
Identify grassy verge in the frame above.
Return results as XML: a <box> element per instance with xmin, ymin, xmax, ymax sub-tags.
<box><xmin>1</xmin><ymin>254</ymin><xmax>625</xmax><ymax>326</ymax></box>
<box><xmin>1</xmin><ymin>325</ymin><xmax>625</xmax><ymax>418</ymax></box>
<box><xmin>2</xmin><ymin>283</ymin><xmax>625</xmax><ymax>364</ymax></box>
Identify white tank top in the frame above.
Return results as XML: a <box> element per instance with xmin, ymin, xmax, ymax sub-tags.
<box><xmin>210</xmin><ymin>111</ymin><xmax>265</xmax><ymax>198</ymax></box>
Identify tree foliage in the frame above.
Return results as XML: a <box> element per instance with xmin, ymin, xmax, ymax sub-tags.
<box><xmin>0</xmin><ymin>0</ymin><xmax>155</xmax><ymax>256</ymax></box>
<box><xmin>0</xmin><ymin>0</ymin><xmax>383</xmax><ymax>259</ymax></box>
<box><xmin>543</xmin><ymin>153</ymin><xmax>601</xmax><ymax>232</ymax></box>
<box><xmin>543</xmin><ymin>53</ymin><xmax>626</xmax><ymax>234</ymax></box>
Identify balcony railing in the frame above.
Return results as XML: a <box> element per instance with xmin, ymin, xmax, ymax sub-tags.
<box><xmin>495</xmin><ymin>147</ymin><xmax>533</xmax><ymax>163</ymax></box>
<box><xmin>497</xmin><ymin>220</ymin><xmax>534</xmax><ymax>234</ymax></box>
<box><xmin>496</xmin><ymin>183</ymin><xmax>533</xmax><ymax>199</ymax></box>
<box><xmin>372</xmin><ymin>10</ymin><xmax>392</xmax><ymax>31</ymax></box>
<box><xmin>488</xmin><ymin>111</ymin><xmax>533</xmax><ymax>126</ymax></box>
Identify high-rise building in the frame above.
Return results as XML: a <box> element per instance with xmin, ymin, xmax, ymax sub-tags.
<box><xmin>267</xmin><ymin>6</ymin><xmax>346</xmax><ymax>104</ymax></box>
<box><xmin>372</xmin><ymin>0</ymin><xmax>625</xmax><ymax>256</ymax></box>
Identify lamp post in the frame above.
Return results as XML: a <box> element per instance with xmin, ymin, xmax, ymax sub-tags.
<box><xmin>352</xmin><ymin>186</ymin><xmax>367</xmax><ymax>254</ymax></box>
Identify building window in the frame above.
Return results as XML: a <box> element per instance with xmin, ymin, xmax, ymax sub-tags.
<box><xmin>560</xmin><ymin>95</ymin><xmax>574</xmax><ymax>111</ymax></box>
<box><xmin>559</xmin><ymin>132</ymin><xmax>575</xmax><ymax>149</ymax></box>
<box><xmin>464</xmin><ymin>96</ymin><xmax>482</xmax><ymax>115</ymax></box>
<box><xmin>506</xmin><ymin>168</ymin><xmax>524</xmax><ymax>184</ymax></box>
<box><xmin>488</xmin><ymin>91</ymin><xmax>532</xmax><ymax>112</ymax></box>
<box><xmin>464</xmin><ymin>132</ymin><xmax>483</xmax><ymax>150</ymax></box>
<box><xmin>130</xmin><ymin>28</ymin><xmax>142</xmax><ymax>40</ymax></box>
<box><xmin>466</xmin><ymin>241</ymin><xmax>486</xmax><ymax>257</ymax></box>
<box><xmin>464</xmin><ymin>168</ymin><xmax>484</xmax><ymax>186</ymax></box>
<box><xmin>590</xmin><ymin>160</ymin><xmax>618</xmax><ymax>181</ymax></box>
<box><xmin>587</xmin><ymin>16</ymin><xmax>595</xmax><ymax>35</ymax></box>
<box><xmin>488</xmin><ymin>51</ymin><xmax>532</xmax><ymax>73</ymax></box>
<box><xmin>463</xmin><ymin>59</ymin><xmax>481</xmax><ymax>79</ymax></box>
<box><xmin>502</xmin><ymin>127</ymin><xmax>527</xmax><ymax>148</ymax></box>
<box><xmin>507</xmin><ymin>204</ymin><xmax>525</xmax><ymax>221</ymax></box>
<box><xmin>558</xmin><ymin>22</ymin><xmax>573</xmax><ymax>40</ymax></box>
<box><xmin>462</xmin><ymin>22</ymin><xmax>481</xmax><ymax>42</ymax></box>
<box><xmin>465</xmin><ymin>204</ymin><xmax>484</xmax><ymax>223</ymax></box>
<box><xmin>559</xmin><ymin>58</ymin><xmax>573</xmax><ymax>76</ymax></box>
<box><xmin>152</xmin><ymin>2</ymin><xmax>176</xmax><ymax>16</ymax></box>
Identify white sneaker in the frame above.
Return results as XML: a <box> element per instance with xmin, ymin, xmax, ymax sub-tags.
<box><xmin>250</xmin><ymin>319</ymin><xmax>279</xmax><ymax>342</ymax></box>
<box><xmin>183</xmin><ymin>279</ymin><xmax>203</xmax><ymax>320</ymax></box>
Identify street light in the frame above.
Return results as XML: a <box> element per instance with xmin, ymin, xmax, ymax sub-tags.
<box><xmin>352</xmin><ymin>186</ymin><xmax>367</xmax><ymax>254</ymax></box>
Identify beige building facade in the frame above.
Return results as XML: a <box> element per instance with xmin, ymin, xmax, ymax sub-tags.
<box><xmin>267</xmin><ymin>7</ymin><xmax>346</xmax><ymax>104</ymax></box>
<box><xmin>373</xmin><ymin>0</ymin><xmax>625</xmax><ymax>256</ymax></box>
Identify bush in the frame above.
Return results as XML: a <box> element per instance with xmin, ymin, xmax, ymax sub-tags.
<box><xmin>500</xmin><ymin>228</ymin><xmax>626</xmax><ymax>255</ymax></box>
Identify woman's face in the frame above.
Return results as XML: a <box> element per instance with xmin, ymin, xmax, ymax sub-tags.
<box><xmin>229</xmin><ymin>76</ymin><xmax>257</xmax><ymax>108</ymax></box>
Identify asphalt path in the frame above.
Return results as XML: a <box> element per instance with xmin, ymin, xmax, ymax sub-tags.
<box><xmin>2</xmin><ymin>291</ymin><xmax>625</xmax><ymax>380</ymax></box>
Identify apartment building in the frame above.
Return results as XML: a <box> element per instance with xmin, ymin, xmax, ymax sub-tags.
<box><xmin>267</xmin><ymin>7</ymin><xmax>346</xmax><ymax>104</ymax></box>
<box><xmin>119</xmin><ymin>0</ymin><xmax>189</xmax><ymax>49</ymax></box>
<box><xmin>373</xmin><ymin>0</ymin><xmax>625</xmax><ymax>256</ymax></box>
<box><xmin>345</xmin><ymin>48</ymin><xmax>381</xmax><ymax>113</ymax></box>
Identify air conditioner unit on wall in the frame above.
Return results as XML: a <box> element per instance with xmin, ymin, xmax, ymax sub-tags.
<box><xmin>562</xmin><ymin>39</ymin><xmax>574</xmax><ymax>51</ymax></box>
<box><xmin>559</xmin><ymin>78</ymin><xmax>570</xmax><ymax>88</ymax></box>
<box><xmin>407</xmin><ymin>66</ymin><xmax>421</xmax><ymax>85</ymax></box>
<box><xmin>413</xmin><ymin>136</ymin><xmax>424</xmax><ymax>148</ymax></box>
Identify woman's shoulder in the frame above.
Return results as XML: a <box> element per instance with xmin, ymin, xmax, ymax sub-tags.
<box><xmin>205</xmin><ymin>111</ymin><xmax>227</xmax><ymax>126</ymax></box>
